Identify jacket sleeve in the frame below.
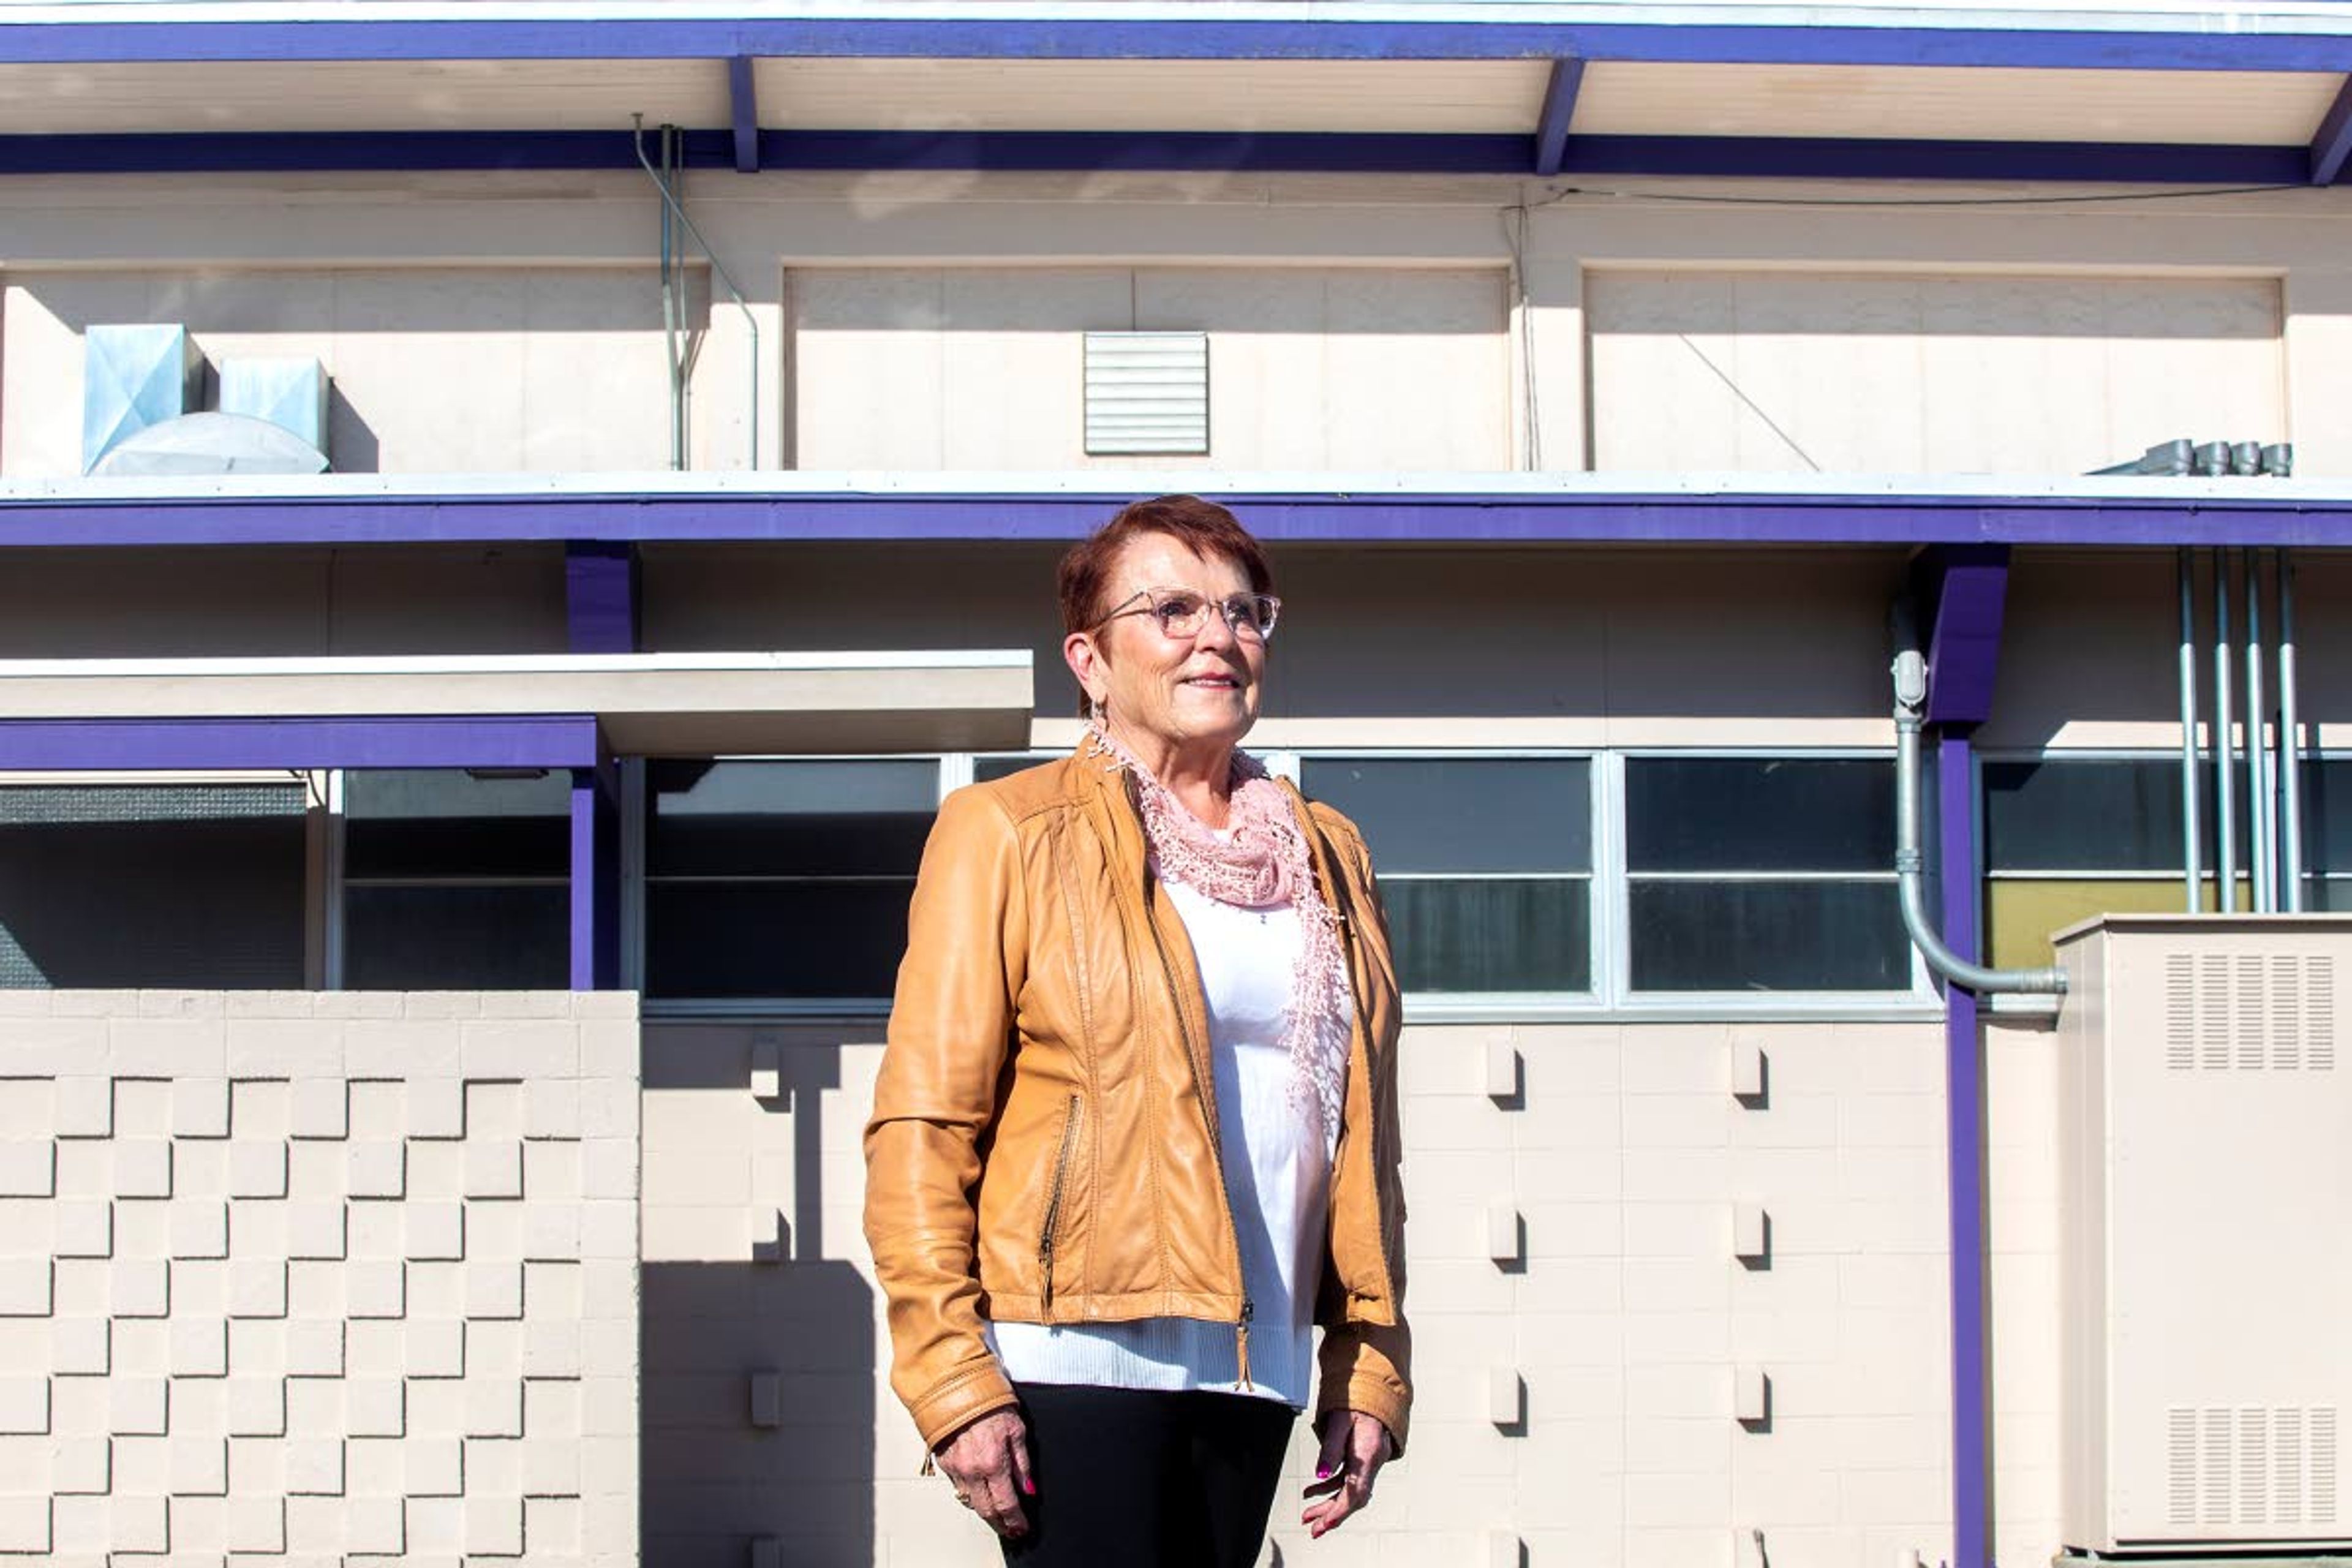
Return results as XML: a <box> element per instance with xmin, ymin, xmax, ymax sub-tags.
<box><xmin>863</xmin><ymin>784</ymin><xmax>1030</xmax><ymax>1452</ymax></box>
<box><xmin>1315</xmin><ymin>818</ymin><xmax>1415</xmax><ymax>1457</ymax></box>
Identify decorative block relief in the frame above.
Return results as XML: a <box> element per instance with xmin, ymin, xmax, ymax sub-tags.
<box><xmin>0</xmin><ymin>990</ymin><xmax>641</xmax><ymax>1567</ymax></box>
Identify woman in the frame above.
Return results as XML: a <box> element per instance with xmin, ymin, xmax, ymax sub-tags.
<box><xmin>864</xmin><ymin>496</ymin><xmax>1411</xmax><ymax>1565</ymax></box>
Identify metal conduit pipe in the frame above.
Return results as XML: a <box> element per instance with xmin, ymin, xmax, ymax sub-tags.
<box><xmin>2246</xmin><ymin>546</ymin><xmax>2274</xmax><ymax>911</ymax></box>
<box><xmin>2280</xmin><ymin>551</ymin><xmax>2306</xmax><ymax>910</ymax></box>
<box><xmin>2213</xmin><ymin>549</ymin><xmax>2238</xmax><ymax>912</ymax></box>
<box><xmin>1891</xmin><ymin>611</ymin><xmax>2067</xmax><ymax>995</ymax></box>
<box><xmin>631</xmin><ymin>116</ymin><xmax>763</xmax><ymax>472</ymax></box>
<box><xmin>2179</xmin><ymin>548</ymin><xmax>2203</xmax><ymax>913</ymax></box>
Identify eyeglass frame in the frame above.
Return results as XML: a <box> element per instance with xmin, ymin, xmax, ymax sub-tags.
<box><xmin>1088</xmin><ymin>586</ymin><xmax>1283</xmax><ymax>643</ymax></box>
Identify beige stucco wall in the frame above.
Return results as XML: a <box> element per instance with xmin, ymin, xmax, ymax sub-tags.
<box><xmin>633</xmin><ymin>1013</ymin><xmax>2081</xmax><ymax>1568</ymax></box>
<box><xmin>6</xmin><ymin>170</ymin><xmax>2352</xmax><ymax>479</ymax></box>
<box><xmin>0</xmin><ymin>987</ymin><xmax>643</xmax><ymax>1567</ymax></box>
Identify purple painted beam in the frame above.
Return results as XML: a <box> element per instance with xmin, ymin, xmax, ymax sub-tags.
<box><xmin>568</xmin><ymin>761</ymin><xmax>620</xmax><ymax>991</ymax></box>
<box><xmin>7</xmin><ymin>17</ymin><xmax>2352</xmax><ymax>72</ymax></box>
<box><xmin>726</xmin><ymin>55</ymin><xmax>760</xmax><ymax>173</ymax></box>
<box><xmin>1935</xmin><ymin>732</ymin><xmax>1994</xmax><ymax>1568</ymax></box>
<box><xmin>1919</xmin><ymin>545</ymin><xmax>2011</xmax><ymax>728</ymax></box>
<box><xmin>0</xmin><ymin>127</ymin><xmax>2312</xmax><ymax>184</ymax></box>
<box><xmin>565</xmin><ymin>541</ymin><xmax>639</xmax><ymax>655</ymax></box>
<box><xmin>2312</xmin><ymin>75</ymin><xmax>2352</xmax><ymax>184</ymax></box>
<box><xmin>1532</xmin><ymin>58</ymin><xmax>1585</xmax><ymax>176</ymax></box>
<box><xmin>9</xmin><ymin>488</ymin><xmax>2352</xmax><ymax>550</ymax></box>
<box><xmin>0</xmin><ymin>715</ymin><xmax>603</xmax><ymax>771</ymax></box>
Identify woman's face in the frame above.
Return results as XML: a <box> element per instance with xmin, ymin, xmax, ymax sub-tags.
<box><xmin>1065</xmin><ymin>531</ymin><xmax>1266</xmax><ymax>760</ymax></box>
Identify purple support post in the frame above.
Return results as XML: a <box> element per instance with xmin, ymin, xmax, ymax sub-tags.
<box><xmin>1938</xmin><ymin>729</ymin><xmax>1992</xmax><ymax>1568</ymax></box>
<box><xmin>569</xmin><ymin>758</ymin><xmax>620</xmax><ymax>991</ymax></box>
<box><xmin>565</xmin><ymin>541</ymin><xmax>639</xmax><ymax>654</ymax></box>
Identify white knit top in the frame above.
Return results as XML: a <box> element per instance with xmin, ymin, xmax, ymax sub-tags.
<box><xmin>988</xmin><ymin>862</ymin><xmax>1350</xmax><ymax>1409</ymax></box>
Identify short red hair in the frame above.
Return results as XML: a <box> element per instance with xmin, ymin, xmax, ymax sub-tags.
<box><xmin>1055</xmin><ymin>495</ymin><xmax>1275</xmax><ymax>636</ymax></box>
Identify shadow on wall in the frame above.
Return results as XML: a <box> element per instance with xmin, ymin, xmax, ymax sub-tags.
<box><xmin>640</xmin><ymin>1026</ymin><xmax>878</xmax><ymax>1568</ymax></box>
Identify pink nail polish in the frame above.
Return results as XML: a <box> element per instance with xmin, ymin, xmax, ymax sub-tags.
<box><xmin>1315</xmin><ymin>1462</ymin><xmax>1332</xmax><ymax>1479</ymax></box>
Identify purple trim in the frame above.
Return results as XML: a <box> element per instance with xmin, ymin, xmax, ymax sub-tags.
<box><xmin>567</xmin><ymin>764</ymin><xmax>619</xmax><ymax>990</ymax></box>
<box><xmin>2312</xmin><ymin>76</ymin><xmax>2352</xmax><ymax>184</ymax></box>
<box><xmin>7</xmin><ymin>17</ymin><xmax>2352</xmax><ymax>72</ymax></box>
<box><xmin>565</xmin><ymin>541</ymin><xmax>639</xmax><ymax>655</ymax></box>
<box><xmin>1532</xmin><ymin>57</ymin><xmax>1583</xmax><ymax>176</ymax></box>
<box><xmin>0</xmin><ymin>127</ymin><xmax>2311</xmax><ymax>183</ymax></box>
<box><xmin>10</xmin><ymin>488</ymin><xmax>2352</xmax><ymax>549</ymax></box>
<box><xmin>1936</xmin><ymin>732</ymin><xmax>1992</xmax><ymax>1568</ymax></box>
<box><xmin>1920</xmin><ymin>545</ymin><xmax>2011</xmax><ymax>728</ymax></box>
<box><xmin>0</xmin><ymin>715</ymin><xmax>602</xmax><ymax>771</ymax></box>
<box><xmin>727</xmin><ymin>55</ymin><xmax>760</xmax><ymax>173</ymax></box>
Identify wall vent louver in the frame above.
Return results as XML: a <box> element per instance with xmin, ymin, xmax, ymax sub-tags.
<box><xmin>1082</xmin><ymin>330</ymin><xmax>1210</xmax><ymax>456</ymax></box>
<box><xmin>2166</xmin><ymin>954</ymin><xmax>2335</xmax><ymax>1071</ymax></box>
<box><xmin>2166</xmin><ymin>1406</ymin><xmax>2340</xmax><ymax>1529</ymax></box>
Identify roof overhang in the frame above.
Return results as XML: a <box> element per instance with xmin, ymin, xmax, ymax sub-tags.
<box><xmin>9</xmin><ymin>6</ymin><xmax>2352</xmax><ymax>183</ymax></box>
<box><xmin>0</xmin><ymin>651</ymin><xmax>1039</xmax><ymax>756</ymax></box>
<box><xmin>4</xmin><ymin>473</ymin><xmax>2351</xmax><ymax>549</ymax></box>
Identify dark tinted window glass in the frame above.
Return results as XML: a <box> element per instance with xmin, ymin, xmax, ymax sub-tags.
<box><xmin>1301</xmin><ymin>758</ymin><xmax>1589</xmax><ymax>874</ymax></box>
<box><xmin>975</xmin><ymin>755</ymin><xmax>1052</xmax><ymax>784</ymax></box>
<box><xmin>646</xmin><ymin>881</ymin><xmax>915</xmax><ymax>1000</ymax></box>
<box><xmin>1627</xmin><ymin>759</ymin><xmax>1892</xmax><ymax>872</ymax></box>
<box><xmin>2307</xmin><ymin>877</ymin><xmax>2352</xmax><ymax>913</ymax></box>
<box><xmin>1985</xmin><ymin>760</ymin><xmax>2185</xmax><ymax>873</ymax></box>
<box><xmin>2299</xmin><ymin>761</ymin><xmax>2352</xmax><ymax>875</ymax></box>
<box><xmin>1380</xmin><ymin>880</ymin><xmax>1589</xmax><ymax>992</ymax></box>
<box><xmin>345</xmin><ymin>886</ymin><xmax>567</xmax><ymax>990</ymax></box>
<box><xmin>1629</xmin><ymin>881</ymin><xmax>1909</xmax><ymax>992</ymax></box>
<box><xmin>649</xmin><ymin>760</ymin><xmax>937</xmax><ymax>877</ymax></box>
<box><xmin>0</xmin><ymin>785</ymin><xmax>306</xmax><ymax>989</ymax></box>
<box><xmin>646</xmin><ymin>760</ymin><xmax>939</xmax><ymax>1001</ymax></box>
<box><xmin>345</xmin><ymin>769</ymin><xmax>570</xmax><ymax>879</ymax></box>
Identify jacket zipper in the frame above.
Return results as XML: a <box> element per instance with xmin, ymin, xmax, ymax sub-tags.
<box><xmin>1038</xmin><ymin>1093</ymin><xmax>1082</xmax><ymax>1313</ymax></box>
<box><xmin>1139</xmin><ymin>856</ymin><xmax>1254</xmax><ymax>1391</ymax></box>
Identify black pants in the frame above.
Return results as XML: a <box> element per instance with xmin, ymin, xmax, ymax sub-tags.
<box><xmin>1003</xmin><ymin>1382</ymin><xmax>1298</xmax><ymax>1568</ymax></box>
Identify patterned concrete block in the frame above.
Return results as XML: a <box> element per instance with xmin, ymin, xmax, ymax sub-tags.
<box><xmin>345</xmin><ymin>1493</ymin><xmax>406</xmax><ymax>1555</ymax></box>
<box><xmin>173</xmin><ymin>1078</ymin><xmax>233</xmax><ymax>1139</ymax></box>
<box><xmin>50</xmin><ymin>1316</ymin><xmax>108</xmax><ymax>1376</ymax></box>
<box><xmin>408</xmin><ymin>1079</ymin><xmax>469</xmax><ymax>1140</ymax></box>
<box><xmin>225</xmin><ymin>1142</ymin><xmax>288</xmax><ymax>1200</ymax></box>
<box><xmin>345</xmin><ymin>1140</ymin><xmax>405</xmax><ymax>1199</ymax></box>
<box><xmin>110</xmin><ymin>1377</ymin><xmax>168</xmax><ymax>1436</ymax></box>
<box><xmin>50</xmin><ymin>1079</ymin><xmax>111</xmax><ymax>1140</ymax></box>
<box><xmin>0</xmin><ymin>1141</ymin><xmax>55</xmax><ymax>1198</ymax></box>
<box><xmin>0</xmin><ymin>1495</ymin><xmax>50</xmax><ymax>1553</ymax></box>
<box><xmin>113</xmin><ymin>1139</ymin><xmax>174</xmax><ymax>1199</ymax></box>
<box><xmin>50</xmin><ymin>1435</ymin><xmax>108</xmax><ymax>1494</ymax></box>
<box><xmin>286</xmin><ymin>1079</ymin><xmax>347</xmax><ymax>1140</ymax></box>
<box><xmin>404</xmin><ymin>1436</ymin><xmax>464</xmax><ymax>1496</ymax></box>
<box><xmin>282</xmin><ymin>1203</ymin><xmax>345</xmax><ymax>1261</ymax></box>
<box><xmin>110</xmin><ymin>1257</ymin><xmax>167</xmax><ymax>1317</ymax></box>
<box><xmin>225</xmin><ymin>1378</ymin><xmax>286</xmax><ymax>1439</ymax></box>
<box><xmin>465</xmin><ymin>1142</ymin><xmax>525</xmax><ymax>1200</ymax></box>
<box><xmin>404</xmin><ymin>1204</ymin><xmax>465</xmax><ymax>1262</ymax></box>
<box><xmin>406</xmin><ymin>1319</ymin><xmax>467</xmax><ymax>1379</ymax></box>
<box><xmin>225</xmin><ymin>1260</ymin><xmax>287</xmax><ymax>1321</ymax></box>
<box><xmin>0</xmin><ymin>1256</ymin><xmax>52</xmax><ymax>1316</ymax></box>
<box><xmin>282</xmin><ymin>1319</ymin><xmax>344</xmax><ymax>1378</ymax></box>
<box><xmin>283</xmin><ymin>1433</ymin><xmax>344</xmax><ymax>1495</ymax></box>
<box><xmin>170</xmin><ymin>1314</ymin><xmax>230</xmax><ymax>1378</ymax></box>
<box><xmin>345</xmin><ymin>1377</ymin><xmax>404</xmax><ymax>1439</ymax></box>
<box><xmin>346</xmin><ymin>1259</ymin><xmax>406</xmax><ymax>1319</ymax></box>
<box><xmin>0</xmin><ymin>1378</ymin><xmax>48</xmax><ymax>1435</ymax></box>
<box><xmin>170</xmin><ymin>1199</ymin><xmax>230</xmax><ymax>1259</ymax></box>
<box><xmin>51</xmin><ymin>1200</ymin><xmax>111</xmax><ymax>1260</ymax></box>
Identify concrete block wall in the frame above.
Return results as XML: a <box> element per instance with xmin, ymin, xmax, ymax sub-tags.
<box><xmin>0</xmin><ymin>989</ymin><xmax>641</xmax><ymax>1567</ymax></box>
<box><xmin>639</xmin><ymin>1015</ymin><xmax>2017</xmax><ymax>1568</ymax></box>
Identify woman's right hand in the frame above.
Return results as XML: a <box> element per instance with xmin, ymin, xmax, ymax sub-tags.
<box><xmin>935</xmin><ymin>1408</ymin><xmax>1035</xmax><ymax>1539</ymax></box>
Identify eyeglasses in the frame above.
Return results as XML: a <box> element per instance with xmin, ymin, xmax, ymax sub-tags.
<box><xmin>1093</xmin><ymin>587</ymin><xmax>1281</xmax><ymax>643</ymax></box>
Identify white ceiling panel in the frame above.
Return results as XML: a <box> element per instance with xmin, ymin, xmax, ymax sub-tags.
<box><xmin>1574</xmin><ymin>62</ymin><xmax>2346</xmax><ymax>145</ymax></box>
<box><xmin>753</xmin><ymin>57</ymin><xmax>1552</xmax><ymax>134</ymax></box>
<box><xmin>0</xmin><ymin>58</ymin><xmax>729</xmax><ymax>134</ymax></box>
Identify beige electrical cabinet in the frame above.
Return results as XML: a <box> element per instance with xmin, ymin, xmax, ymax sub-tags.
<box><xmin>2057</xmin><ymin>915</ymin><xmax>2352</xmax><ymax>1555</ymax></box>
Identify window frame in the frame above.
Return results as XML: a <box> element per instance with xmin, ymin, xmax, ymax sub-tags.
<box><xmin>1609</xmin><ymin>747</ymin><xmax>1934</xmax><ymax>1016</ymax></box>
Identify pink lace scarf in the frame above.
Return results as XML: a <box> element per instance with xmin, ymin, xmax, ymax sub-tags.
<box><xmin>1084</xmin><ymin>720</ymin><xmax>1351</xmax><ymax>1142</ymax></box>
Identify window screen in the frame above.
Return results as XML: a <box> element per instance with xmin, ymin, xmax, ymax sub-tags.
<box><xmin>342</xmin><ymin>770</ymin><xmax>570</xmax><ymax>990</ymax></box>
<box><xmin>644</xmin><ymin>759</ymin><xmax>939</xmax><ymax>1001</ymax></box>
<box><xmin>1625</xmin><ymin>757</ymin><xmax>1907</xmax><ymax>992</ymax></box>
<box><xmin>0</xmin><ymin>784</ymin><xmax>307</xmax><ymax>989</ymax></box>
<box><xmin>1298</xmin><ymin>757</ymin><xmax>1591</xmax><ymax>994</ymax></box>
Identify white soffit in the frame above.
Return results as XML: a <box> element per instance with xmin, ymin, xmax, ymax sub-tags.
<box><xmin>0</xmin><ymin>57</ymin><xmax>729</xmax><ymax>134</ymax></box>
<box><xmin>752</xmin><ymin>57</ymin><xmax>1552</xmax><ymax>134</ymax></box>
<box><xmin>1573</xmin><ymin>61</ymin><xmax>2349</xmax><ymax>145</ymax></box>
<box><xmin>0</xmin><ymin>652</ymin><xmax>1039</xmax><ymax>755</ymax></box>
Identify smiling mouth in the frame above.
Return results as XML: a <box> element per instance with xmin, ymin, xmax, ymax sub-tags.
<box><xmin>1182</xmin><ymin>676</ymin><xmax>1242</xmax><ymax>690</ymax></box>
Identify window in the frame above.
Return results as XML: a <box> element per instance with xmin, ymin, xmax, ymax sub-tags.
<box><xmin>2300</xmin><ymin>760</ymin><xmax>2352</xmax><ymax>911</ymax></box>
<box><xmin>643</xmin><ymin>759</ymin><xmax>939</xmax><ymax>1004</ymax></box>
<box><xmin>1981</xmin><ymin>756</ymin><xmax>2247</xmax><ymax>968</ymax></box>
<box><xmin>0</xmin><ymin>783</ymin><xmax>307</xmax><ymax>989</ymax></box>
<box><xmin>1298</xmin><ymin>757</ymin><xmax>1592</xmax><ymax>994</ymax></box>
<box><xmin>341</xmin><ymin>770</ymin><xmax>570</xmax><ymax>990</ymax></box>
<box><xmin>1624</xmin><ymin>756</ymin><xmax>1908</xmax><ymax>993</ymax></box>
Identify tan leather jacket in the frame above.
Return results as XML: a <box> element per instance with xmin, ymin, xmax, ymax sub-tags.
<box><xmin>863</xmin><ymin>745</ymin><xmax>1411</xmax><ymax>1455</ymax></box>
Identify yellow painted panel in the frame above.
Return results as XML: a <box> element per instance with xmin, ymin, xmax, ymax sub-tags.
<box><xmin>1987</xmin><ymin>878</ymin><xmax>2245</xmax><ymax>971</ymax></box>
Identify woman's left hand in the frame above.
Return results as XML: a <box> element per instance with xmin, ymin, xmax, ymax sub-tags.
<box><xmin>1300</xmin><ymin>1408</ymin><xmax>1393</xmax><ymax>1538</ymax></box>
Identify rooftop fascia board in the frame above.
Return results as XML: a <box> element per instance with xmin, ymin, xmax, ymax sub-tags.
<box><xmin>5</xmin><ymin>475</ymin><xmax>2352</xmax><ymax>548</ymax></box>
<box><xmin>9</xmin><ymin>6</ymin><xmax>2352</xmax><ymax>69</ymax></box>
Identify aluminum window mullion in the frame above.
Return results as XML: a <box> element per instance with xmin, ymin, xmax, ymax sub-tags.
<box><xmin>322</xmin><ymin>769</ymin><xmax>347</xmax><ymax>991</ymax></box>
<box><xmin>1596</xmin><ymin>750</ymin><xmax>1630</xmax><ymax>1009</ymax></box>
<box><xmin>619</xmin><ymin>756</ymin><xmax>646</xmax><ymax>994</ymax></box>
